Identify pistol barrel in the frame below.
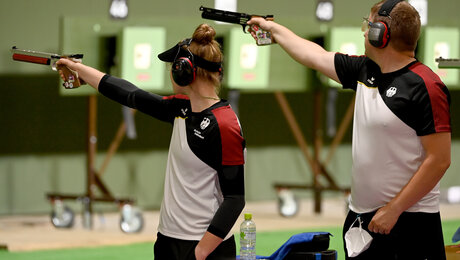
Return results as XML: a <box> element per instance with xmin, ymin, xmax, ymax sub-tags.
<box><xmin>12</xmin><ymin>53</ymin><xmax>51</xmax><ymax>65</ymax></box>
<box><xmin>200</xmin><ymin>7</ymin><xmax>248</xmax><ymax>25</ymax></box>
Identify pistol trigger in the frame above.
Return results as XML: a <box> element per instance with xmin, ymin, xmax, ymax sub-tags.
<box><xmin>242</xmin><ymin>24</ymin><xmax>249</xmax><ymax>34</ymax></box>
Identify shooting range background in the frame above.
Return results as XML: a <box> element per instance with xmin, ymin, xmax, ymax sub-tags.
<box><xmin>0</xmin><ymin>0</ymin><xmax>460</xmax><ymax>215</ymax></box>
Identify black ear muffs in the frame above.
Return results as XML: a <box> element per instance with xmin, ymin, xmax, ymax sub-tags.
<box><xmin>218</xmin><ymin>66</ymin><xmax>223</xmax><ymax>82</ymax></box>
<box><xmin>166</xmin><ymin>38</ymin><xmax>223</xmax><ymax>86</ymax></box>
<box><xmin>368</xmin><ymin>21</ymin><xmax>390</xmax><ymax>48</ymax></box>
<box><xmin>172</xmin><ymin>57</ymin><xmax>195</xmax><ymax>86</ymax></box>
<box><xmin>368</xmin><ymin>0</ymin><xmax>402</xmax><ymax>49</ymax></box>
<box><xmin>172</xmin><ymin>38</ymin><xmax>195</xmax><ymax>87</ymax></box>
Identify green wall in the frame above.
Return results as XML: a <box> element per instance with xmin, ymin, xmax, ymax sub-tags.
<box><xmin>1</xmin><ymin>0</ymin><xmax>460</xmax><ymax>215</ymax></box>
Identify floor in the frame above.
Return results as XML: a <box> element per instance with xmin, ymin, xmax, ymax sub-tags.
<box><xmin>1</xmin><ymin>197</ymin><xmax>459</xmax><ymax>252</ymax></box>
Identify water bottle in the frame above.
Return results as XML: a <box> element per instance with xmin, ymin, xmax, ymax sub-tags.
<box><xmin>240</xmin><ymin>213</ymin><xmax>256</xmax><ymax>260</ymax></box>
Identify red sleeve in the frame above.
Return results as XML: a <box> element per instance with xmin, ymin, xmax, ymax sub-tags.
<box><xmin>410</xmin><ymin>63</ymin><xmax>451</xmax><ymax>133</ymax></box>
<box><xmin>212</xmin><ymin>106</ymin><xmax>245</xmax><ymax>165</ymax></box>
<box><xmin>427</xmin><ymin>83</ymin><xmax>451</xmax><ymax>133</ymax></box>
<box><xmin>162</xmin><ymin>94</ymin><xmax>190</xmax><ymax>100</ymax></box>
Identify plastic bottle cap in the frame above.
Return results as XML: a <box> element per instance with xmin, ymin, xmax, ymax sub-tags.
<box><xmin>244</xmin><ymin>213</ymin><xmax>252</xmax><ymax>220</ymax></box>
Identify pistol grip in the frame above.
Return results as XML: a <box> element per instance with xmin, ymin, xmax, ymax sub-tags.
<box><xmin>250</xmin><ymin>25</ymin><xmax>274</xmax><ymax>46</ymax></box>
<box><xmin>57</xmin><ymin>64</ymin><xmax>82</xmax><ymax>89</ymax></box>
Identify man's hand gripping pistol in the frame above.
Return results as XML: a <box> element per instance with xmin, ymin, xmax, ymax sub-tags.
<box><xmin>199</xmin><ymin>6</ymin><xmax>274</xmax><ymax>46</ymax></box>
<box><xmin>11</xmin><ymin>46</ymin><xmax>85</xmax><ymax>89</ymax></box>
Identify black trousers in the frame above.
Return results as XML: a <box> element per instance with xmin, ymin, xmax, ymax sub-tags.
<box><xmin>153</xmin><ymin>232</ymin><xmax>236</xmax><ymax>260</ymax></box>
<box><xmin>342</xmin><ymin>210</ymin><xmax>446</xmax><ymax>260</ymax></box>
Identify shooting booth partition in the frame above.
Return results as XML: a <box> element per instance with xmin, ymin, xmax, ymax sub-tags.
<box><xmin>418</xmin><ymin>27</ymin><xmax>460</xmax><ymax>88</ymax></box>
<box><xmin>223</xmin><ymin>25</ymin><xmax>353</xmax><ymax>216</ymax></box>
<box><xmin>211</xmin><ymin>24</ymin><xmax>353</xmax><ymax>216</ymax></box>
<box><xmin>47</xmin><ymin>18</ymin><xmax>175</xmax><ymax>232</ymax></box>
<box><xmin>271</xmin><ymin>27</ymin><xmax>365</xmax><ymax>216</ymax></box>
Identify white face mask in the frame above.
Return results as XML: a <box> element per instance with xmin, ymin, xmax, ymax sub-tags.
<box><xmin>345</xmin><ymin>216</ymin><xmax>373</xmax><ymax>257</ymax></box>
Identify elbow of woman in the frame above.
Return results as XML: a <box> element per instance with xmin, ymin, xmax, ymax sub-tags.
<box><xmin>224</xmin><ymin>194</ymin><xmax>246</xmax><ymax>215</ymax></box>
<box><xmin>237</xmin><ymin>197</ymin><xmax>246</xmax><ymax>213</ymax></box>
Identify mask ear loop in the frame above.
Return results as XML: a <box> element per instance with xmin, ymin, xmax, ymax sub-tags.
<box><xmin>356</xmin><ymin>216</ymin><xmax>368</xmax><ymax>244</ymax></box>
<box><xmin>348</xmin><ymin>214</ymin><xmax>361</xmax><ymax>231</ymax></box>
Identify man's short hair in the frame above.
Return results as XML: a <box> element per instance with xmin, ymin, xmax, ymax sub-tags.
<box><xmin>371</xmin><ymin>0</ymin><xmax>421</xmax><ymax>52</ymax></box>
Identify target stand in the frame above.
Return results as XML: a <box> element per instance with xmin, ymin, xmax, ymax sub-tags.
<box><xmin>46</xmin><ymin>95</ymin><xmax>143</xmax><ymax>233</ymax></box>
<box><xmin>273</xmin><ymin>90</ymin><xmax>351</xmax><ymax>217</ymax></box>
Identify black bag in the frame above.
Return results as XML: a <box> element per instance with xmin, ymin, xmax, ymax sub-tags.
<box><xmin>284</xmin><ymin>233</ymin><xmax>337</xmax><ymax>260</ymax></box>
<box><xmin>284</xmin><ymin>250</ymin><xmax>337</xmax><ymax>260</ymax></box>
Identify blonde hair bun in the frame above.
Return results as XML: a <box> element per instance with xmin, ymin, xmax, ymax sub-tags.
<box><xmin>192</xmin><ymin>24</ymin><xmax>216</xmax><ymax>45</ymax></box>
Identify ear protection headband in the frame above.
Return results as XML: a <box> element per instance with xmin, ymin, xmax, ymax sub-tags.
<box><xmin>368</xmin><ymin>0</ymin><xmax>402</xmax><ymax>48</ymax></box>
<box><xmin>171</xmin><ymin>38</ymin><xmax>223</xmax><ymax>86</ymax></box>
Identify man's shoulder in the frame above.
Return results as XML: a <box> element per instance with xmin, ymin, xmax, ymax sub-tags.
<box><xmin>407</xmin><ymin>61</ymin><xmax>445</xmax><ymax>86</ymax></box>
<box><xmin>335</xmin><ymin>53</ymin><xmax>378</xmax><ymax>71</ymax></box>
